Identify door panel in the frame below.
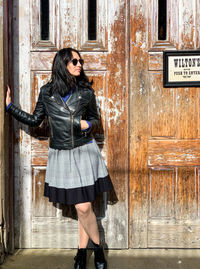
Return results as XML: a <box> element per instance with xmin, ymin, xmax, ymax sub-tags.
<box><xmin>129</xmin><ymin>0</ymin><xmax>200</xmax><ymax>248</ymax></box>
<box><xmin>149</xmin><ymin>74</ymin><xmax>175</xmax><ymax>137</ymax></box>
<box><xmin>14</xmin><ymin>0</ymin><xmax>128</xmax><ymax>248</ymax></box>
<box><xmin>148</xmin><ymin>168</ymin><xmax>175</xmax><ymax>218</ymax></box>
<box><xmin>32</xmin><ymin>168</ymin><xmax>56</xmax><ymax>218</ymax></box>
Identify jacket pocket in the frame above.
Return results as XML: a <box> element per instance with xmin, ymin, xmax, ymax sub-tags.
<box><xmin>73</xmin><ymin>115</ymin><xmax>82</xmax><ymax>135</ymax></box>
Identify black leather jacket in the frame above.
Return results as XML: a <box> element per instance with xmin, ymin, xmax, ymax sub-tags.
<box><xmin>7</xmin><ymin>83</ymin><xmax>100</xmax><ymax>150</ymax></box>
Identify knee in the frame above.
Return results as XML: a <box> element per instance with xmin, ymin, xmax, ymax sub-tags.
<box><xmin>75</xmin><ymin>202</ymin><xmax>92</xmax><ymax>216</ymax></box>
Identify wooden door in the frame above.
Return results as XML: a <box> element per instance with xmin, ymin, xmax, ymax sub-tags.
<box><xmin>13</xmin><ymin>0</ymin><xmax>128</xmax><ymax>248</ymax></box>
<box><xmin>129</xmin><ymin>0</ymin><xmax>200</xmax><ymax>248</ymax></box>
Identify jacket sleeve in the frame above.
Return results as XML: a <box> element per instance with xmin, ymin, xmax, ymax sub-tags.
<box><xmin>6</xmin><ymin>87</ymin><xmax>46</xmax><ymax>127</ymax></box>
<box><xmin>85</xmin><ymin>90</ymin><xmax>100</xmax><ymax>133</ymax></box>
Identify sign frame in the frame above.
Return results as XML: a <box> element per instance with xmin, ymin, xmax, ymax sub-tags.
<box><xmin>163</xmin><ymin>50</ymin><xmax>200</xmax><ymax>88</ymax></box>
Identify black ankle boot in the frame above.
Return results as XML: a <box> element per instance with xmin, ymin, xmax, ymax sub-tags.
<box><xmin>74</xmin><ymin>248</ymin><xmax>87</xmax><ymax>269</ymax></box>
<box><xmin>93</xmin><ymin>243</ymin><xmax>107</xmax><ymax>269</ymax></box>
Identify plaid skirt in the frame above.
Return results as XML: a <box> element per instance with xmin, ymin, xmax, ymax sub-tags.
<box><xmin>44</xmin><ymin>139</ymin><xmax>113</xmax><ymax>205</ymax></box>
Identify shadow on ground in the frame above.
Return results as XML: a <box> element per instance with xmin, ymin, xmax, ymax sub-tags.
<box><xmin>1</xmin><ymin>249</ymin><xmax>200</xmax><ymax>269</ymax></box>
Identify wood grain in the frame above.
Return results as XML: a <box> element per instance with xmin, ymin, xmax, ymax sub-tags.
<box><xmin>148</xmin><ymin>168</ymin><xmax>175</xmax><ymax>218</ymax></box>
<box><xmin>105</xmin><ymin>0</ymin><xmax>129</xmax><ymax>248</ymax></box>
<box><xmin>176</xmin><ymin>167</ymin><xmax>197</xmax><ymax>220</ymax></box>
<box><xmin>129</xmin><ymin>0</ymin><xmax>149</xmax><ymax>248</ymax></box>
<box><xmin>32</xmin><ymin>168</ymin><xmax>56</xmax><ymax>217</ymax></box>
<box><xmin>176</xmin><ymin>88</ymin><xmax>196</xmax><ymax>139</ymax></box>
<box><xmin>11</xmin><ymin>0</ymin><xmax>200</xmax><ymax>250</ymax></box>
<box><xmin>179</xmin><ymin>0</ymin><xmax>196</xmax><ymax>49</ymax></box>
<box><xmin>130</xmin><ymin>0</ymin><xmax>200</xmax><ymax>249</ymax></box>
<box><xmin>148</xmin><ymin>223</ymin><xmax>200</xmax><ymax>248</ymax></box>
<box><xmin>30</xmin><ymin>0</ymin><xmax>59</xmax><ymax>50</ymax></box>
<box><xmin>148</xmin><ymin>0</ymin><xmax>178</xmax><ymax>50</ymax></box>
<box><xmin>148</xmin><ymin>53</ymin><xmax>163</xmax><ymax>71</ymax></box>
<box><xmin>149</xmin><ymin>73</ymin><xmax>175</xmax><ymax>137</ymax></box>
<box><xmin>29</xmin><ymin>0</ymin><xmax>129</xmax><ymax>249</ymax></box>
<box><xmin>148</xmin><ymin>140</ymin><xmax>200</xmax><ymax>166</ymax></box>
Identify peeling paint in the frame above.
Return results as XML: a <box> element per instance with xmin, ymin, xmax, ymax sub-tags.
<box><xmin>117</xmin><ymin>234</ymin><xmax>123</xmax><ymax>241</ymax></box>
<box><xmin>98</xmin><ymin>96</ymin><xmax>124</xmax><ymax>128</ymax></box>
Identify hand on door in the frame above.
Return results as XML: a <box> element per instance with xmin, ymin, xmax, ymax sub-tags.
<box><xmin>6</xmin><ymin>85</ymin><xmax>12</xmax><ymax>106</ymax></box>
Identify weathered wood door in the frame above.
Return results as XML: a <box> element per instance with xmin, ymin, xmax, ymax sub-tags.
<box><xmin>129</xmin><ymin>0</ymin><xmax>200</xmax><ymax>248</ymax></box>
<box><xmin>13</xmin><ymin>0</ymin><xmax>200</xmax><ymax>249</ymax></box>
<box><xmin>13</xmin><ymin>0</ymin><xmax>128</xmax><ymax>248</ymax></box>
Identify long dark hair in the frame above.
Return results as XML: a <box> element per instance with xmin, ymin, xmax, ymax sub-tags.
<box><xmin>49</xmin><ymin>48</ymin><xmax>93</xmax><ymax>96</ymax></box>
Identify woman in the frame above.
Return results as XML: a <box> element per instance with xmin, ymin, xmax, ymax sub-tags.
<box><xmin>6</xmin><ymin>48</ymin><xmax>113</xmax><ymax>269</ymax></box>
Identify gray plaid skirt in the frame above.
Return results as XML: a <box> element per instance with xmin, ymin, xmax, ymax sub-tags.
<box><xmin>44</xmin><ymin>139</ymin><xmax>113</xmax><ymax>205</ymax></box>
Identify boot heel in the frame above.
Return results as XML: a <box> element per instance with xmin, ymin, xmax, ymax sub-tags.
<box><xmin>94</xmin><ymin>245</ymin><xmax>107</xmax><ymax>269</ymax></box>
<box><xmin>74</xmin><ymin>248</ymin><xmax>87</xmax><ymax>269</ymax></box>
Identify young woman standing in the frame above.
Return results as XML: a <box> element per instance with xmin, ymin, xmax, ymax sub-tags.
<box><xmin>6</xmin><ymin>48</ymin><xmax>113</xmax><ymax>269</ymax></box>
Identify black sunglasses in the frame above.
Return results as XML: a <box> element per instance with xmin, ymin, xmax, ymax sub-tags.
<box><xmin>70</xmin><ymin>58</ymin><xmax>84</xmax><ymax>66</ymax></box>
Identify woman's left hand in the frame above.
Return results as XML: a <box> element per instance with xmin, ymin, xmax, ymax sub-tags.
<box><xmin>80</xmin><ymin>120</ymin><xmax>89</xmax><ymax>130</ymax></box>
<box><xmin>6</xmin><ymin>85</ymin><xmax>12</xmax><ymax>106</ymax></box>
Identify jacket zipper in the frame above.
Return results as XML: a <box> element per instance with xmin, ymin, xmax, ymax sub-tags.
<box><xmin>71</xmin><ymin>115</ymin><xmax>74</xmax><ymax>148</ymax></box>
<box><xmin>52</xmin><ymin>91</ymin><xmax>82</xmax><ymax>148</ymax></box>
<box><xmin>60</xmin><ymin>95</ymin><xmax>81</xmax><ymax>148</ymax></box>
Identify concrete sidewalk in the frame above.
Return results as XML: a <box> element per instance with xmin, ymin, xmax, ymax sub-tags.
<box><xmin>1</xmin><ymin>249</ymin><xmax>200</xmax><ymax>269</ymax></box>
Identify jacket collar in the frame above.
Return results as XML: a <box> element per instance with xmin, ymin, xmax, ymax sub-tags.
<box><xmin>52</xmin><ymin>86</ymin><xmax>82</xmax><ymax>114</ymax></box>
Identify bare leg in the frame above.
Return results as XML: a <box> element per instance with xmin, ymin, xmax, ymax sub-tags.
<box><xmin>75</xmin><ymin>202</ymin><xmax>100</xmax><ymax>245</ymax></box>
<box><xmin>78</xmin><ymin>219</ymin><xmax>89</xmax><ymax>248</ymax></box>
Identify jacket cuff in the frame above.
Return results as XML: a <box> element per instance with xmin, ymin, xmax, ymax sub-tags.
<box><xmin>6</xmin><ymin>102</ymin><xmax>13</xmax><ymax>111</ymax></box>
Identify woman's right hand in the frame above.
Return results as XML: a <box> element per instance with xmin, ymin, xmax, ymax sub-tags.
<box><xmin>80</xmin><ymin>120</ymin><xmax>89</xmax><ymax>130</ymax></box>
<box><xmin>6</xmin><ymin>85</ymin><xmax>12</xmax><ymax>106</ymax></box>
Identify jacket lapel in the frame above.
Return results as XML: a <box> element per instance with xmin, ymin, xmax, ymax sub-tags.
<box><xmin>66</xmin><ymin>86</ymin><xmax>79</xmax><ymax>106</ymax></box>
<box><xmin>52</xmin><ymin>91</ymin><xmax>63</xmax><ymax>106</ymax></box>
<box><xmin>66</xmin><ymin>87</ymin><xmax>82</xmax><ymax>114</ymax></box>
<box><xmin>52</xmin><ymin>86</ymin><xmax>82</xmax><ymax>114</ymax></box>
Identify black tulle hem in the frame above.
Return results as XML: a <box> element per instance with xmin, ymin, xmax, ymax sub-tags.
<box><xmin>44</xmin><ymin>175</ymin><xmax>113</xmax><ymax>205</ymax></box>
